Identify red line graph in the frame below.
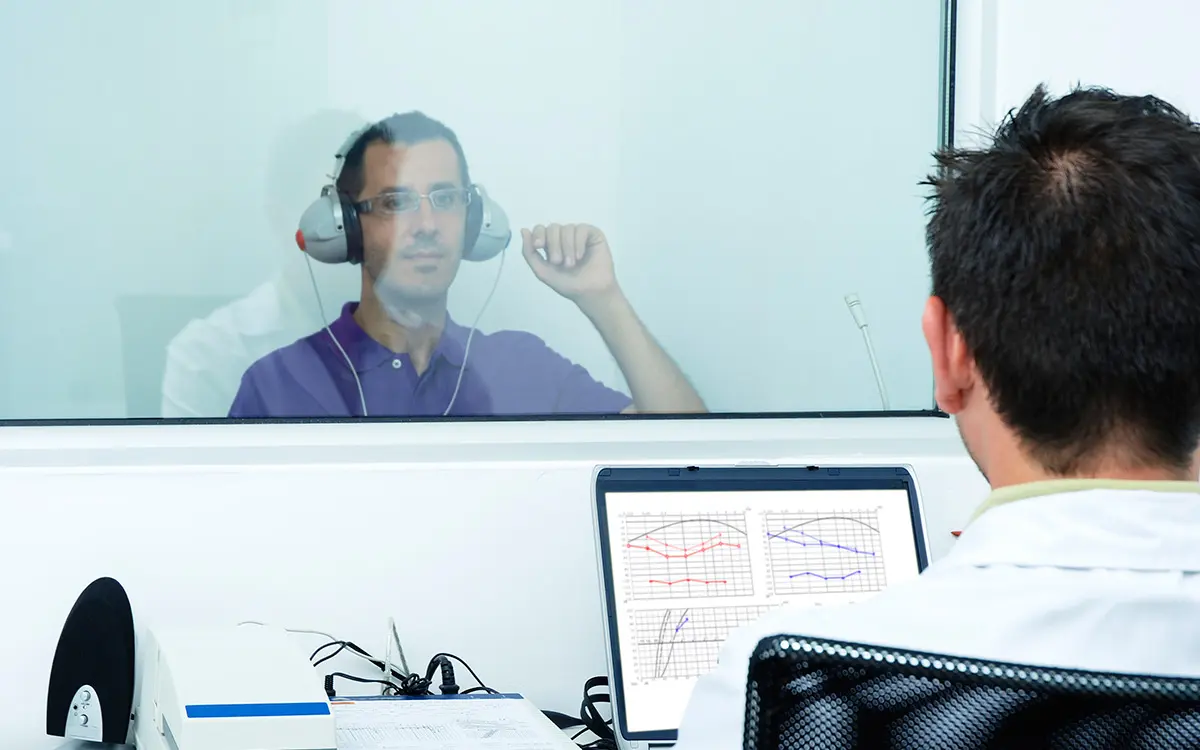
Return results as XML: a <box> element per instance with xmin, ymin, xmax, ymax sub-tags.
<box><xmin>627</xmin><ymin>533</ymin><xmax>742</xmax><ymax>559</ymax></box>
<box><xmin>648</xmin><ymin>578</ymin><xmax>727</xmax><ymax>586</ymax></box>
<box><xmin>623</xmin><ymin>514</ymin><xmax>755</xmax><ymax>600</ymax></box>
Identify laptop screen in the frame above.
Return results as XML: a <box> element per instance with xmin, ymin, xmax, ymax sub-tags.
<box><xmin>593</xmin><ymin>465</ymin><xmax>929</xmax><ymax>744</ymax></box>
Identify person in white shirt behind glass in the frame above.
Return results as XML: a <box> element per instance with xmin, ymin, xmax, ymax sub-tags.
<box><xmin>159</xmin><ymin>109</ymin><xmax>365</xmax><ymax>418</ymax></box>
<box><xmin>675</xmin><ymin>83</ymin><xmax>1200</xmax><ymax>749</ymax></box>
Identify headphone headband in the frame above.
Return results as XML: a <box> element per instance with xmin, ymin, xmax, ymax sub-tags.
<box><xmin>328</xmin><ymin>124</ymin><xmax>374</xmax><ymax>188</ymax></box>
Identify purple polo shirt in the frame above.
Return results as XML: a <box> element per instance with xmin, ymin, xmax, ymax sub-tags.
<box><xmin>227</xmin><ymin>302</ymin><xmax>631</xmax><ymax>418</ymax></box>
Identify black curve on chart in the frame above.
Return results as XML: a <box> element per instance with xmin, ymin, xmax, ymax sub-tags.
<box><xmin>653</xmin><ymin>608</ymin><xmax>690</xmax><ymax>678</ymax></box>
<box><xmin>626</xmin><ymin>518</ymin><xmax>747</xmax><ymax>543</ymax></box>
<box><xmin>769</xmin><ymin>515</ymin><xmax>880</xmax><ymax>534</ymax></box>
<box><xmin>653</xmin><ymin>611</ymin><xmax>671</xmax><ymax>676</ymax></box>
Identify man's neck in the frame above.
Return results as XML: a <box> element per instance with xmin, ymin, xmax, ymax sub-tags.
<box><xmin>354</xmin><ymin>293</ymin><xmax>447</xmax><ymax>373</ymax></box>
<box><xmin>986</xmin><ymin>442</ymin><xmax>1198</xmax><ymax>489</ymax></box>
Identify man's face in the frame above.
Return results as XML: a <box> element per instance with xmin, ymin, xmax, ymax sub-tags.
<box><xmin>357</xmin><ymin>138</ymin><xmax>467</xmax><ymax>302</ymax></box>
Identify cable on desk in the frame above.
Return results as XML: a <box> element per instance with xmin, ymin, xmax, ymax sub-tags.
<box><xmin>322</xmin><ymin>665</ymin><xmax>432</xmax><ymax>698</ymax></box>
<box><xmin>310</xmin><ymin>639</ymin><xmax>393</xmax><ymax>673</ymax></box>
<box><xmin>309</xmin><ymin>638</ymin><xmax>495</xmax><ymax>700</ymax></box>
<box><xmin>324</xmin><ymin>673</ymin><xmax>394</xmax><ymax>691</ymax></box>
<box><xmin>324</xmin><ymin>672</ymin><xmax>408</xmax><ymax>698</ymax></box>
<box><xmin>544</xmin><ymin>676</ymin><xmax>614</xmax><ymax>749</ymax></box>
<box><xmin>311</xmin><ymin>639</ymin><xmax>426</xmax><ymax>697</ymax></box>
<box><xmin>310</xmin><ymin>640</ymin><xmax>396</xmax><ymax>676</ymax></box>
<box><xmin>309</xmin><ymin>632</ymin><xmax>609</xmax><ymax>747</ymax></box>
<box><xmin>429</xmin><ymin>652</ymin><xmax>497</xmax><ymax>694</ymax></box>
<box><xmin>425</xmin><ymin>655</ymin><xmax>459</xmax><ymax>695</ymax></box>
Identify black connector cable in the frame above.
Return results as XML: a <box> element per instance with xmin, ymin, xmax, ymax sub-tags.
<box><xmin>311</xmin><ymin>640</ymin><xmax>495</xmax><ymax>699</ymax></box>
<box><xmin>544</xmin><ymin>676</ymin><xmax>614</xmax><ymax>749</ymax></box>
<box><xmin>429</xmin><ymin>655</ymin><xmax>458</xmax><ymax>695</ymax></box>
<box><xmin>323</xmin><ymin>672</ymin><xmax>396</xmax><ymax>697</ymax></box>
<box><xmin>311</xmin><ymin>640</ymin><xmax>371</xmax><ymax>670</ymax></box>
<box><xmin>429</xmin><ymin>652</ymin><xmax>497</xmax><ymax>694</ymax></box>
<box><xmin>309</xmin><ymin>636</ymin><xmax>612</xmax><ymax>748</ymax></box>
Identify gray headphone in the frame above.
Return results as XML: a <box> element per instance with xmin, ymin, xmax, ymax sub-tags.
<box><xmin>295</xmin><ymin>126</ymin><xmax>512</xmax><ymax>264</ymax></box>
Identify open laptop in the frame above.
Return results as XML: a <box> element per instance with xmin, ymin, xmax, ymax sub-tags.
<box><xmin>592</xmin><ymin>464</ymin><xmax>930</xmax><ymax>748</ymax></box>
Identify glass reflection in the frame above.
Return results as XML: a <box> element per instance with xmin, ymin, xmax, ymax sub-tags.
<box><xmin>228</xmin><ymin>113</ymin><xmax>705</xmax><ymax>417</ymax></box>
<box><xmin>0</xmin><ymin>0</ymin><xmax>947</xmax><ymax>421</ymax></box>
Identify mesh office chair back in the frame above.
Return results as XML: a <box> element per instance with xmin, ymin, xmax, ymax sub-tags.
<box><xmin>744</xmin><ymin>635</ymin><xmax>1200</xmax><ymax>750</ymax></box>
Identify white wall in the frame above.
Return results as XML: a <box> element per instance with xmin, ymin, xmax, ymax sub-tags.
<box><xmin>0</xmin><ymin>0</ymin><xmax>945</xmax><ymax>419</ymax></box>
<box><xmin>955</xmin><ymin>0</ymin><xmax>1200</xmax><ymax>145</ymax></box>
<box><xmin>0</xmin><ymin>417</ymin><xmax>984</xmax><ymax>747</ymax></box>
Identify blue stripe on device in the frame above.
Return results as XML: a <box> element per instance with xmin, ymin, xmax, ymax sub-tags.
<box><xmin>184</xmin><ymin>702</ymin><xmax>331</xmax><ymax>718</ymax></box>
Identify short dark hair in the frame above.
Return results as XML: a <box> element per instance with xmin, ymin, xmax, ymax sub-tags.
<box><xmin>925</xmin><ymin>84</ymin><xmax>1200</xmax><ymax>474</ymax></box>
<box><xmin>336</xmin><ymin>111</ymin><xmax>471</xmax><ymax>199</ymax></box>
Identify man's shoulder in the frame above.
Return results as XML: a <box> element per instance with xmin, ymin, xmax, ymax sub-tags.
<box><xmin>230</xmin><ymin>327</ymin><xmax>343</xmax><ymax>418</ymax></box>
<box><xmin>455</xmin><ymin>326</ymin><xmax>571</xmax><ymax>369</ymax></box>
<box><xmin>451</xmin><ymin>324</ymin><xmax>630</xmax><ymax>414</ymax></box>
<box><xmin>727</xmin><ymin>580</ymin><xmax>940</xmax><ymax>658</ymax></box>
<box><xmin>465</xmin><ymin>326</ymin><xmax>555</xmax><ymax>350</ymax></box>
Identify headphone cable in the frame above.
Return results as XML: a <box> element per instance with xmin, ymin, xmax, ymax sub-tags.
<box><xmin>305</xmin><ymin>254</ymin><xmax>369</xmax><ymax>416</ymax></box>
<box><xmin>443</xmin><ymin>246</ymin><xmax>504</xmax><ymax>415</ymax></box>
<box><xmin>305</xmin><ymin>241</ymin><xmax>505</xmax><ymax>418</ymax></box>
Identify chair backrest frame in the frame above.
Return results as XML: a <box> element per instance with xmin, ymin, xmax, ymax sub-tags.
<box><xmin>744</xmin><ymin>635</ymin><xmax>1200</xmax><ymax>750</ymax></box>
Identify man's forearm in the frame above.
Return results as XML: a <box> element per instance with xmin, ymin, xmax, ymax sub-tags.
<box><xmin>579</xmin><ymin>290</ymin><xmax>706</xmax><ymax>413</ymax></box>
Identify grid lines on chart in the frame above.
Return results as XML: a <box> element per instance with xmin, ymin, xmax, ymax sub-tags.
<box><xmin>764</xmin><ymin>509</ymin><xmax>886</xmax><ymax>596</ymax></box>
<box><xmin>623</xmin><ymin>512</ymin><xmax>753</xmax><ymax>600</ymax></box>
<box><xmin>632</xmin><ymin>605</ymin><xmax>774</xmax><ymax>682</ymax></box>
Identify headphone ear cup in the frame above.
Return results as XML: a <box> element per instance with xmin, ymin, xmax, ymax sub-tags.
<box><xmin>461</xmin><ymin>186</ymin><xmax>484</xmax><ymax>261</ymax></box>
<box><xmin>297</xmin><ymin>190</ymin><xmax>361</xmax><ymax>265</ymax></box>
<box><xmin>461</xmin><ymin>185</ymin><xmax>511</xmax><ymax>263</ymax></box>
<box><xmin>340</xmin><ymin>193</ymin><xmax>364</xmax><ymax>265</ymax></box>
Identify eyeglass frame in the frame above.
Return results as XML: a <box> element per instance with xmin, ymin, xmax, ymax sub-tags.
<box><xmin>353</xmin><ymin>186</ymin><xmax>475</xmax><ymax>216</ymax></box>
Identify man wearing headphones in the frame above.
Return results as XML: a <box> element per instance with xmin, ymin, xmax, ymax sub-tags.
<box><xmin>228</xmin><ymin>111</ymin><xmax>705</xmax><ymax>418</ymax></box>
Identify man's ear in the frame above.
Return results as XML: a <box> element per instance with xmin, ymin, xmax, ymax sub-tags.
<box><xmin>922</xmin><ymin>295</ymin><xmax>973</xmax><ymax>413</ymax></box>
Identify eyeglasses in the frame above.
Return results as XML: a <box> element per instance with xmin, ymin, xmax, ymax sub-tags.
<box><xmin>356</xmin><ymin>187</ymin><xmax>472</xmax><ymax>215</ymax></box>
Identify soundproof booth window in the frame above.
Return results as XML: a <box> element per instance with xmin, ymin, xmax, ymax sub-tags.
<box><xmin>0</xmin><ymin>1</ymin><xmax>951</xmax><ymax>422</ymax></box>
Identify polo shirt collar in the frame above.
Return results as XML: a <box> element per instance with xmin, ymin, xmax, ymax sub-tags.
<box><xmin>326</xmin><ymin>302</ymin><xmax>470</xmax><ymax>373</ymax></box>
<box><xmin>968</xmin><ymin>478</ymin><xmax>1200</xmax><ymax>525</ymax></box>
<box><xmin>948</xmin><ymin>482</ymin><xmax>1200</xmax><ymax>573</ymax></box>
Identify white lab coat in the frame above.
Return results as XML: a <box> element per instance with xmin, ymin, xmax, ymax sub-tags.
<box><xmin>160</xmin><ymin>260</ymin><xmax>358</xmax><ymax>418</ymax></box>
<box><xmin>673</xmin><ymin>484</ymin><xmax>1200</xmax><ymax>750</ymax></box>
<box><xmin>160</xmin><ymin>279</ymin><xmax>307</xmax><ymax>418</ymax></box>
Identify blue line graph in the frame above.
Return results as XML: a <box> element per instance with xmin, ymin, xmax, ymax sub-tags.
<box><xmin>767</xmin><ymin>526</ymin><xmax>877</xmax><ymax>557</ymax></box>
<box><xmin>765</xmin><ymin>510</ymin><xmax>886</xmax><ymax>596</ymax></box>
<box><xmin>789</xmin><ymin>569</ymin><xmax>862</xmax><ymax>580</ymax></box>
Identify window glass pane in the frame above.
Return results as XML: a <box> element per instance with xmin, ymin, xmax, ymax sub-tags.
<box><xmin>0</xmin><ymin>0</ymin><xmax>948</xmax><ymax>421</ymax></box>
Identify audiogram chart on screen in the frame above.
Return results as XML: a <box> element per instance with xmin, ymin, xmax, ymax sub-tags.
<box><xmin>622</xmin><ymin>513</ymin><xmax>754</xmax><ymax>600</ymax></box>
<box><xmin>631</xmin><ymin>605</ymin><xmax>774</xmax><ymax>681</ymax></box>
<box><xmin>763</xmin><ymin>510</ymin><xmax>887</xmax><ymax>596</ymax></box>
